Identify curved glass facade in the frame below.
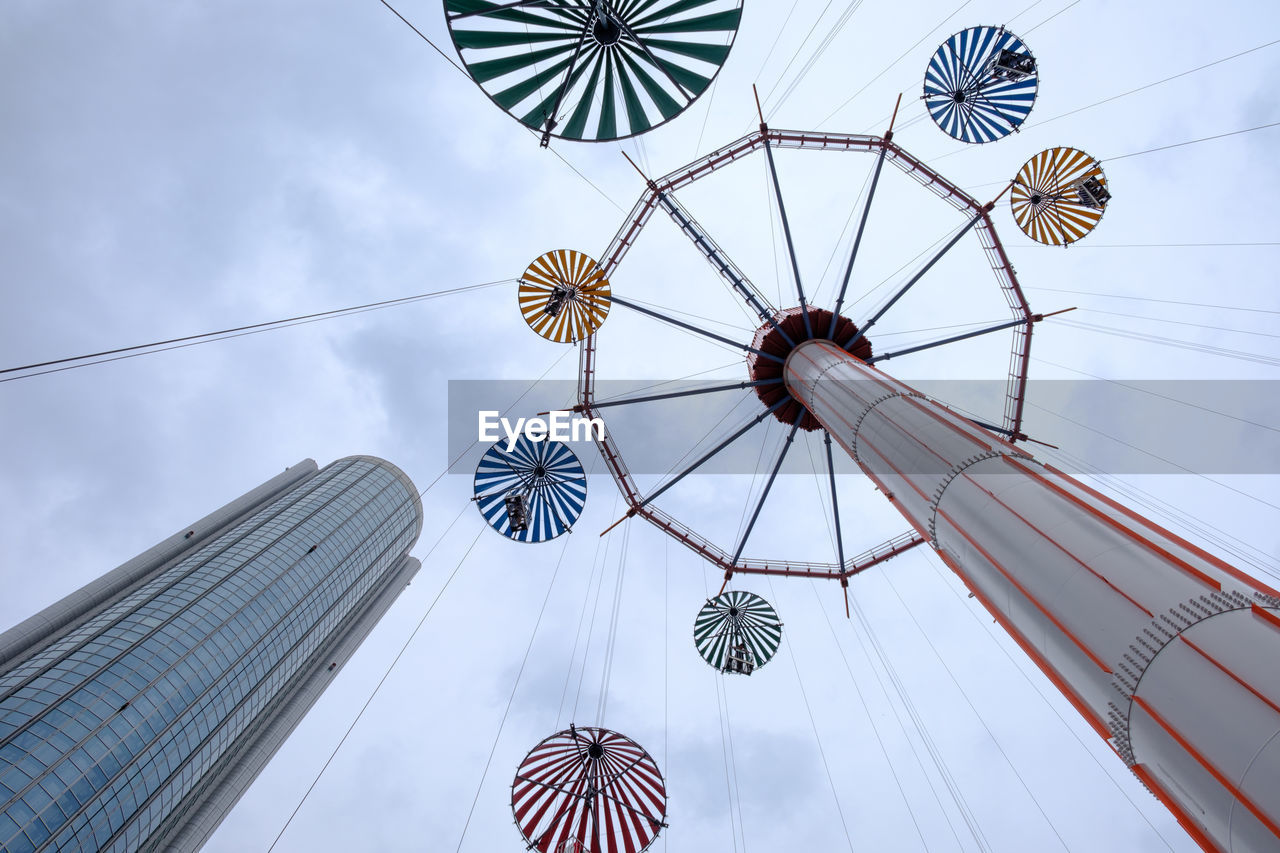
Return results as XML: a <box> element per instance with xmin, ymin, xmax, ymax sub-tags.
<box><xmin>0</xmin><ymin>456</ymin><xmax>422</xmax><ymax>852</ymax></box>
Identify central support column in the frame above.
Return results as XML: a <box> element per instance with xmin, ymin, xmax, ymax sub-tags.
<box><xmin>783</xmin><ymin>339</ymin><xmax>1280</xmax><ymax>853</ymax></box>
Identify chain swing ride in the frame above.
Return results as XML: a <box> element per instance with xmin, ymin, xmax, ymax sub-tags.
<box><xmin>447</xmin><ymin>6</ymin><xmax>1280</xmax><ymax>853</ymax></box>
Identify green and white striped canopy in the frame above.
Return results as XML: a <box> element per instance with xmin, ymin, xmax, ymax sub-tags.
<box><xmin>693</xmin><ymin>590</ymin><xmax>782</xmax><ymax>674</ymax></box>
<box><xmin>444</xmin><ymin>0</ymin><xmax>743</xmax><ymax>142</ymax></box>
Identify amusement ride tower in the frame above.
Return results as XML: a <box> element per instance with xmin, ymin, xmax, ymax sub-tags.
<box><xmin>444</xmin><ymin>6</ymin><xmax>1280</xmax><ymax>851</ymax></box>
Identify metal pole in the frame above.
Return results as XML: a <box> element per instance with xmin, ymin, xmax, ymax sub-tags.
<box><xmin>784</xmin><ymin>339</ymin><xmax>1280</xmax><ymax>853</ymax></box>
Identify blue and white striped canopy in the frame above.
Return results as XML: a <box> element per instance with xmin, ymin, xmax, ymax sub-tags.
<box><xmin>923</xmin><ymin>26</ymin><xmax>1038</xmax><ymax>144</ymax></box>
<box><xmin>473</xmin><ymin>437</ymin><xmax>587</xmax><ymax>542</ymax></box>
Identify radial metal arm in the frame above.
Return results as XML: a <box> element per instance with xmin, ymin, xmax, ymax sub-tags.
<box><xmin>610</xmin><ymin>294</ymin><xmax>784</xmax><ymax>363</ymax></box>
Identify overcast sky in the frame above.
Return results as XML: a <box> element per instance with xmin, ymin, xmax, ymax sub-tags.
<box><xmin>2</xmin><ymin>1</ymin><xmax>1278</xmax><ymax>851</ymax></box>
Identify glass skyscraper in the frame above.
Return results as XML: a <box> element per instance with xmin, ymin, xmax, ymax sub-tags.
<box><xmin>0</xmin><ymin>455</ymin><xmax>423</xmax><ymax>852</ymax></box>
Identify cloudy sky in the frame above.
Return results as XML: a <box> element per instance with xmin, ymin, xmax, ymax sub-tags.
<box><xmin>2</xmin><ymin>0</ymin><xmax>1278</xmax><ymax>851</ymax></box>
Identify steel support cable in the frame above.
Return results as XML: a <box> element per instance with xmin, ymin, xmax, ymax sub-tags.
<box><xmin>699</xmin><ymin>562</ymin><xmax>745</xmax><ymax>853</ymax></box>
<box><xmin>662</xmin><ymin>539</ymin><xmax>669</xmax><ymax>853</ymax></box>
<box><xmin>763</xmin><ymin>153</ymin><xmax>785</xmax><ymax>308</ymax></box>
<box><xmin>817</xmin><ymin>0</ymin><xmax>974</xmax><ymax>128</ymax></box>
<box><xmin>1037</xmin><ymin>444</ymin><xmax>1280</xmax><ymax>583</ymax></box>
<box><xmin>755</xmin><ymin>0</ymin><xmax>836</xmax><ymax>117</ymax></box>
<box><xmin>881</xmin><ymin>573</ymin><xmax>1071</xmax><ymax>852</ymax></box>
<box><xmin>556</xmin><ymin>489</ymin><xmax>617</xmax><ymax>728</ymax></box>
<box><xmin>650</xmin><ymin>393</ymin><xmax>756</xmax><ymax>489</ymax></box>
<box><xmin>376</xmin><ymin>0</ymin><xmax>468</xmax><ymax>77</ymax></box>
<box><xmin>0</xmin><ymin>280</ymin><xmax>510</xmax><ymax>382</ymax></box>
<box><xmin>965</xmin><ymin>120</ymin><xmax>1280</xmax><ymax>192</ymax></box>
<box><xmin>815</xmin><ymin>161</ymin><xmax>875</xmax><ymax>310</ymax></box>
<box><xmin>1055</xmin><ymin>318</ymin><xmax>1280</xmax><ymax>367</ymax></box>
<box><xmin>1012</xmin><ymin>241</ymin><xmax>1280</xmax><ymax>248</ymax></box>
<box><xmin>765</xmin><ymin>578</ymin><xmax>856</xmax><ymax>852</ymax></box>
<box><xmin>717</xmin><ymin>664</ymin><xmax>749</xmax><ymax>853</ymax></box>
<box><xmin>617</xmin><ymin>293</ymin><xmax>756</xmax><ymax>335</ymax></box>
<box><xmin>456</xmin><ymin>518</ymin><xmax>580</xmax><ymax>852</ymax></box>
<box><xmin>572</xmin><ymin>501</ymin><xmax>619</xmax><ymax>720</ymax></box>
<box><xmin>1031</xmin><ymin>355</ymin><xmax>1280</xmax><ymax>435</ymax></box>
<box><xmin>1025</xmin><ymin>399</ymin><xmax>1280</xmax><ymax>513</ymax></box>
<box><xmin>914</xmin><ymin>556</ymin><xmax>1179</xmax><ymax>852</ymax></box>
<box><xmin>1021</xmin><ymin>0</ymin><xmax>1082</xmax><ymax>35</ymax></box>
<box><xmin>733</xmin><ymin>421</ymin><xmax>780</xmax><ymax>549</ymax></box>
<box><xmin>1105</xmin><ymin>119</ymin><xmax>1280</xmax><ymax>162</ymax></box>
<box><xmin>846</xmin><ymin>593</ymin><xmax>987</xmax><ymax>851</ymax></box>
<box><xmin>766</xmin><ymin>0</ymin><xmax>869</xmax><ymax>117</ymax></box>
<box><xmin>1034</xmin><ymin>38</ymin><xmax>1280</xmax><ymax>130</ymax></box>
<box><xmin>266</xmin><ymin>509</ymin><xmax>481</xmax><ymax>852</ymax></box>
<box><xmin>805</xmin><ymin>582</ymin><xmax>932</xmax><ymax>851</ymax></box>
<box><xmin>595</xmin><ymin>519</ymin><xmax>631</xmax><ymax>726</ymax></box>
<box><xmin>1024</xmin><ymin>285</ymin><xmax>1280</xmax><ymax>315</ymax></box>
<box><xmin>748</xmin><ymin>0</ymin><xmax>802</xmax><ymax>89</ymax></box>
<box><xmin>589</xmin><ymin>360</ymin><xmax>742</xmax><ymax>404</ymax></box>
<box><xmin>845</xmin><ymin>223</ymin><xmax>958</xmax><ymax>315</ymax></box>
<box><xmin>264</xmin><ymin>332</ymin><xmax>577</xmax><ymax>849</ymax></box>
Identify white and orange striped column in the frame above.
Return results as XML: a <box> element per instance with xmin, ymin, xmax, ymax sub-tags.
<box><xmin>784</xmin><ymin>339</ymin><xmax>1280</xmax><ymax>853</ymax></box>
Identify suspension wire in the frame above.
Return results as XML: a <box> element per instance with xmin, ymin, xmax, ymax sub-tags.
<box><xmin>1021</xmin><ymin>0</ymin><xmax>1081</xmax><ymax>35</ymax></box>
<box><xmin>846</xmin><ymin>591</ymin><xmax>988</xmax><ymax>851</ymax></box>
<box><xmin>765</xmin><ymin>578</ymin><xmax>856</xmax><ymax>852</ymax></box>
<box><xmin>748</xmin><ymin>0</ymin><xmax>802</xmax><ymax>89</ymax></box>
<box><xmin>734</xmin><ymin>420</ymin><xmax>780</xmax><ymax>547</ymax></box>
<box><xmin>267</xmin><ymin>338</ymin><xmax>573</xmax><ymax>848</ymax></box>
<box><xmin>813</xmin><ymin>161</ymin><xmax>875</xmax><ymax>307</ymax></box>
<box><xmin>557</xmin><ymin>488</ymin><xmax>618</xmax><ymax>728</ymax></box>
<box><xmin>766</xmin><ymin>0</ymin><xmax>870</xmax><ymax>117</ymax></box>
<box><xmin>1054</xmin><ymin>318</ymin><xmax>1280</xmax><ymax>367</ymax></box>
<box><xmin>543</xmin><ymin>138</ymin><xmax>628</xmax><ymax>212</ymax></box>
<box><xmin>376</xmin><ymin>0</ymin><xmax>468</xmax><ymax>77</ymax></box>
<box><xmin>456</xmin><ymin>518</ymin><xmax>579</xmax><ymax>851</ymax></box>
<box><xmin>699</xmin><ymin>562</ymin><xmax>744</xmax><ymax>853</ymax></box>
<box><xmin>755</xmin><ymin>0</ymin><xmax>836</xmax><ymax>117</ymax></box>
<box><xmin>1022</xmin><ymin>285</ymin><xmax>1280</xmax><ymax>315</ymax></box>
<box><xmin>915</xmin><ymin>557</ymin><xmax>1179</xmax><ymax>852</ymax></box>
<box><xmin>1025</xmin><ymin>400</ymin><xmax>1280</xmax><ymax>512</ymax></box>
<box><xmin>663</xmin><ymin>538</ymin><xmax>670</xmax><ymax>853</ymax></box>
<box><xmin>652</xmin><ymin>392</ymin><xmax>756</xmax><ymax>489</ymax></box>
<box><xmin>1011</xmin><ymin>241</ymin><xmax>1280</xmax><ymax>249</ymax></box>
<box><xmin>845</xmin><ymin>223</ymin><xmax>958</xmax><ymax>315</ymax></box>
<box><xmin>1032</xmin><ymin>37</ymin><xmax>1280</xmax><ymax>130</ymax></box>
<box><xmin>817</xmin><ymin>0</ymin><xmax>974</xmax><ymax>128</ymax></box>
<box><xmin>695</xmin><ymin>72</ymin><xmax>722</xmax><ymax>156</ymax></box>
<box><xmin>1031</xmin><ymin>356</ymin><xmax>1280</xmax><ymax>435</ymax></box>
<box><xmin>717</xmin><ymin>662</ymin><xmax>749</xmax><ymax>853</ymax></box>
<box><xmin>591</xmin><ymin>360</ymin><xmax>745</xmax><ymax>405</ymax></box>
<box><xmin>881</xmin><ymin>573</ymin><xmax>1070</xmax><ymax>851</ymax></box>
<box><xmin>267</xmin><ymin>509</ymin><xmax>481</xmax><ymax>852</ymax></box>
<box><xmin>1037</xmin><ymin>444</ymin><xmax>1280</xmax><ymax>584</ymax></box>
<box><xmin>813</xmin><ymin>584</ymin><xmax>933</xmax><ymax>851</ymax></box>
<box><xmin>595</xmin><ymin>520</ymin><xmax>632</xmax><ymax>725</ymax></box>
<box><xmin>1006</xmin><ymin>0</ymin><xmax>1050</xmax><ymax>25</ymax></box>
<box><xmin>763</xmin><ymin>151</ymin><xmax>784</xmax><ymax>308</ymax></box>
<box><xmin>571</xmin><ymin>499</ymin><xmax>617</xmax><ymax>721</ymax></box>
<box><xmin>800</xmin><ymin>434</ymin><xmax>932</xmax><ymax>849</ymax></box>
<box><xmin>0</xmin><ymin>280</ymin><xmax>510</xmax><ymax>382</ymax></box>
<box><xmin>1105</xmin><ymin>119</ymin><xmax>1280</xmax><ymax>162</ymax></box>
